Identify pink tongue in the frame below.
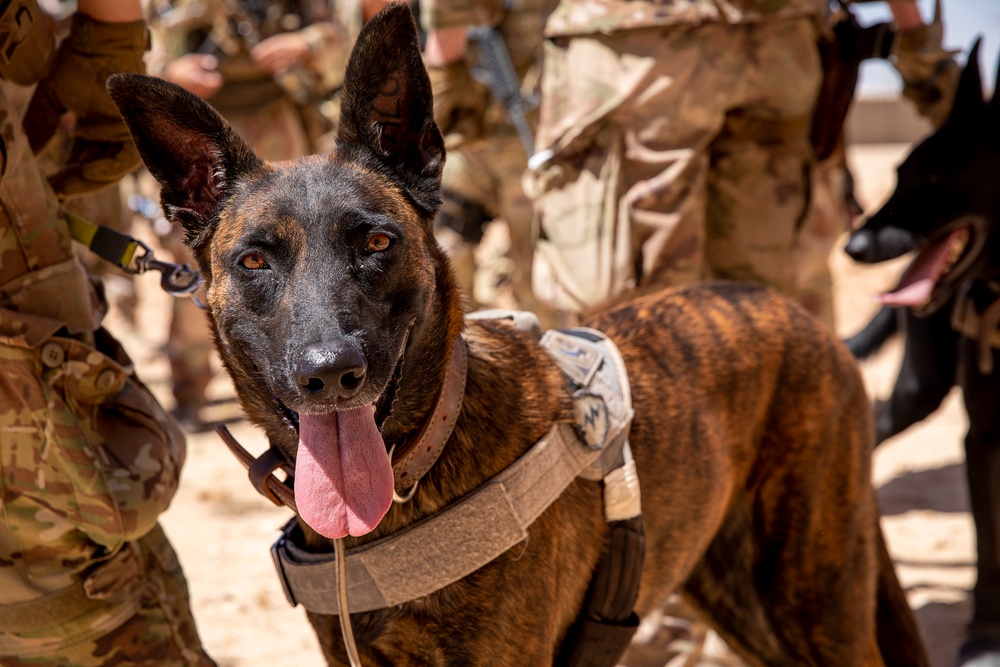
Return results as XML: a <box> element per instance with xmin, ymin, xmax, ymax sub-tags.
<box><xmin>876</xmin><ymin>229</ymin><xmax>965</xmax><ymax>307</ymax></box>
<box><xmin>876</xmin><ymin>279</ymin><xmax>934</xmax><ymax>307</ymax></box>
<box><xmin>295</xmin><ymin>407</ymin><xmax>394</xmax><ymax>538</ymax></box>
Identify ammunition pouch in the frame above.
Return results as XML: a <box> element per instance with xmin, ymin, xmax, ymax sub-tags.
<box><xmin>0</xmin><ymin>0</ymin><xmax>56</xmax><ymax>85</ymax></box>
<box><xmin>810</xmin><ymin>10</ymin><xmax>895</xmax><ymax>162</ymax></box>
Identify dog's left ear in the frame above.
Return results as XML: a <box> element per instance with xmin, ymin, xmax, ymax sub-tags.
<box><xmin>107</xmin><ymin>73</ymin><xmax>263</xmax><ymax>247</ymax></box>
<box><xmin>335</xmin><ymin>2</ymin><xmax>444</xmax><ymax>214</ymax></box>
<box><xmin>989</xmin><ymin>44</ymin><xmax>1000</xmax><ymax>117</ymax></box>
<box><xmin>943</xmin><ymin>38</ymin><xmax>986</xmax><ymax>129</ymax></box>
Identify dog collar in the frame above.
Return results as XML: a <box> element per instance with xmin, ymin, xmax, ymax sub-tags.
<box><xmin>389</xmin><ymin>335</ymin><xmax>467</xmax><ymax>499</ymax></box>
<box><xmin>216</xmin><ymin>334</ymin><xmax>468</xmax><ymax>510</ymax></box>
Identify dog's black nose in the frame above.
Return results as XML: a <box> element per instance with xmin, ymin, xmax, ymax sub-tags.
<box><xmin>844</xmin><ymin>230</ymin><xmax>874</xmax><ymax>262</ymax></box>
<box><xmin>295</xmin><ymin>344</ymin><xmax>367</xmax><ymax>399</ymax></box>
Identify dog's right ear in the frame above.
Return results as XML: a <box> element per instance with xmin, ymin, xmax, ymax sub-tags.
<box><xmin>335</xmin><ymin>2</ymin><xmax>444</xmax><ymax>214</ymax></box>
<box><xmin>943</xmin><ymin>38</ymin><xmax>985</xmax><ymax>128</ymax></box>
<box><xmin>989</xmin><ymin>42</ymin><xmax>1000</xmax><ymax>116</ymax></box>
<box><xmin>107</xmin><ymin>73</ymin><xmax>262</xmax><ymax>246</ymax></box>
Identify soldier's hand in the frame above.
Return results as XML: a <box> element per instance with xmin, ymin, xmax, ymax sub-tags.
<box><xmin>893</xmin><ymin>24</ymin><xmax>961</xmax><ymax>128</ymax></box>
<box><xmin>426</xmin><ymin>60</ymin><xmax>489</xmax><ymax>150</ymax></box>
<box><xmin>23</xmin><ymin>13</ymin><xmax>149</xmax><ymax>199</ymax></box>
<box><xmin>162</xmin><ymin>54</ymin><xmax>224</xmax><ymax>99</ymax></box>
<box><xmin>251</xmin><ymin>33</ymin><xmax>311</xmax><ymax>74</ymax></box>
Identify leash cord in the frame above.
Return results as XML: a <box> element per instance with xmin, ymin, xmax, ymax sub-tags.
<box><xmin>335</xmin><ymin>538</ymin><xmax>364</xmax><ymax>667</ymax></box>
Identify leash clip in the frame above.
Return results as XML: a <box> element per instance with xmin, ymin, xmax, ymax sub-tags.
<box><xmin>124</xmin><ymin>239</ymin><xmax>203</xmax><ymax>296</ymax></box>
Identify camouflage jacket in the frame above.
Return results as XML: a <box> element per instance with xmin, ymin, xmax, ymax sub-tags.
<box><xmin>0</xmin><ymin>89</ymin><xmax>100</xmax><ymax>336</ymax></box>
<box><xmin>544</xmin><ymin>0</ymin><xmax>827</xmax><ymax>36</ymax></box>
<box><xmin>0</xmin><ymin>84</ymin><xmax>184</xmax><ymax>630</ymax></box>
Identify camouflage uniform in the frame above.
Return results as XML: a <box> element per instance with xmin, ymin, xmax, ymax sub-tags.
<box><xmin>420</xmin><ymin>0</ymin><xmax>569</xmax><ymax>329</ymax></box>
<box><xmin>145</xmin><ymin>0</ymin><xmax>347</xmax><ymax>428</ymax></box>
<box><xmin>0</xmin><ymin>69</ymin><xmax>213</xmax><ymax>665</ymax></box>
<box><xmin>526</xmin><ymin>0</ymin><xmax>826</xmax><ymax>317</ymax></box>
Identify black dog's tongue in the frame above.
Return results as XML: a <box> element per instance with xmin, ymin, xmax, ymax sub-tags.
<box><xmin>877</xmin><ymin>228</ymin><xmax>967</xmax><ymax>307</ymax></box>
<box><xmin>295</xmin><ymin>407</ymin><xmax>394</xmax><ymax>538</ymax></box>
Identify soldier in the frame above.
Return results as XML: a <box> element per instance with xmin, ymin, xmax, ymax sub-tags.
<box><xmin>526</xmin><ymin>0</ymin><xmax>961</xmax><ymax>330</ymax></box>
<box><xmin>526</xmin><ymin>0</ymin><xmax>829</xmax><ymax>318</ymax></box>
<box><xmin>0</xmin><ymin>0</ymin><xmax>215</xmax><ymax>664</ymax></box>
<box><xmin>144</xmin><ymin>0</ymin><xmax>348</xmax><ymax>430</ymax></box>
<box><xmin>421</xmin><ymin>0</ymin><xmax>567</xmax><ymax>329</ymax></box>
<box><xmin>798</xmin><ymin>0</ymin><xmax>960</xmax><ymax>329</ymax></box>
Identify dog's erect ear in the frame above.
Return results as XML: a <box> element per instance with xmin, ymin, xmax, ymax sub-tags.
<box><xmin>944</xmin><ymin>38</ymin><xmax>985</xmax><ymax>127</ymax></box>
<box><xmin>107</xmin><ymin>73</ymin><xmax>262</xmax><ymax>245</ymax></box>
<box><xmin>335</xmin><ymin>2</ymin><xmax>444</xmax><ymax>213</ymax></box>
<box><xmin>989</xmin><ymin>42</ymin><xmax>1000</xmax><ymax>115</ymax></box>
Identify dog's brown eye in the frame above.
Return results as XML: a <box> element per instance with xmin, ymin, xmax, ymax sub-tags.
<box><xmin>240</xmin><ymin>253</ymin><xmax>268</xmax><ymax>270</ymax></box>
<box><xmin>367</xmin><ymin>233</ymin><xmax>392</xmax><ymax>253</ymax></box>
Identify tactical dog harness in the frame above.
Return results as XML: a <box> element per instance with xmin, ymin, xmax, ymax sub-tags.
<box><xmin>220</xmin><ymin>313</ymin><xmax>645</xmax><ymax>666</ymax></box>
<box><xmin>952</xmin><ymin>278</ymin><xmax>1000</xmax><ymax>374</ymax></box>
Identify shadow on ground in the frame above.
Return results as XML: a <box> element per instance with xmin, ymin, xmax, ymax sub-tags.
<box><xmin>878</xmin><ymin>463</ymin><xmax>970</xmax><ymax>516</ymax></box>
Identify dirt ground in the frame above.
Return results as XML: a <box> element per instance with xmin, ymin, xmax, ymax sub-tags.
<box><xmin>103</xmin><ymin>142</ymin><xmax>973</xmax><ymax>666</ymax></box>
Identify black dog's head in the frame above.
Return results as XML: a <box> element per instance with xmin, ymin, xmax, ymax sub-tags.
<box><xmin>108</xmin><ymin>3</ymin><xmax>459</xmax><ymax>539</ymax></box>
<box><xmin>845</xmin><ymin>39</ymin><xmax>1000</xmax><ymax>315</ymax></box>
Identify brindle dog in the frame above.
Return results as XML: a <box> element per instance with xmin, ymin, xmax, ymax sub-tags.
<box><xmin>108</xmin><ymin>4</ymin><xmax>927</xmax><ymax>665</ymax></box>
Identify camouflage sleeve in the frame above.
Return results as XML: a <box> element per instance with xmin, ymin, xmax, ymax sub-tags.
<box><xmin>299</xmin><ymin>19</ymin><xmax>350</xmax><ymax>94</ymax></box>
<box><xmin>142</xmin><ymin>4</ymin><xmax>192</xmax><ymax>78</ymax></box>
<box><xmin>543</xmin><ymin>0</ymin><xmax>825</xmax><ymax>36</ymax></box>
<box><xmin>419</xmin><ymin>0</ymin><xmax>504</xmax><ymax>32</ymax></box>
<box><xmin>892</xmin><ymin>23</ymin><xmax>961</xmax><ymax>128</ymax></box>
<box><xmin>0</xmin><ymin>86</ymin><xmax>101</xmax><ymax>338</ymax></box>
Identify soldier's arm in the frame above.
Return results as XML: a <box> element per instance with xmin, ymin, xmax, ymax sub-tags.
<box><xmin>249</xmin><ymin>8</ymin><xmax>348</xmax><ymax>92</ymax></box>
<box><xmin>887</xmin><ymin>0</ymin><xmax>960</xmax><ymax>127</ymax></box>
<box><xmin>887</xmin><ymin>0</ymin><xmax>921</xmax><ymax>30</ymax></box>
<box><xmin>76</xmin><ymin>0</ymin><xmax>144</xmax><ymax>22</ymax></box>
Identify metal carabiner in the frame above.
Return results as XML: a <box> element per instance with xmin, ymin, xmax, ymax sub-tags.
<box><xmin>123</xmin><ymin>239</ymin><xmax>204</xmax><ymax>297</ymax></box>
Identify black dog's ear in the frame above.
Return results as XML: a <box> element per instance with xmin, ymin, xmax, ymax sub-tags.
<box><xmin>335</xmin><ymin>2</ymin><xmax>444</xmax><ymax>213</ymax></box>
<box><xmin>107</xmin><ymin>73</ymin><xmax>263</xmax><ymax>246</ymax></box>
<box><xmin>989</xmin><ymin>42</ymin><xmax>1000</xmax><ymax>115</ymax></box>
<box><xmin>944</xmin><ymin>38</ymin><xmax>985</xmax><ymax>127</ymax></box>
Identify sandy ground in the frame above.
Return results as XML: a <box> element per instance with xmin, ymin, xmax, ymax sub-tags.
<box><xmin>101</xmin><ymin>142</ymin><xmax>973</xmax><ymax>666</ymax></box>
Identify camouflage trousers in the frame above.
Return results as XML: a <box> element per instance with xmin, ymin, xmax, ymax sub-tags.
<box><xmin>797</xmin><ymin>153</ymin><xmax>856</xmax><ymax>330</ymax></box>
<box><xmin>528</xmin><ymin>17</ymin><xmax>824</xmax><ymax>318</ymax></box>
<box><xmin>439</xmin><ymin>128</ymin><xmax>566</xmax><ymax>329</ymax></box>
<box><xmin>0</xmin><ymin>322</ymin><xmax>213</xmax><ymax>665</ymax></box>
<box><xmin>0</xmin><ymin>525</ymin><xmax>213</xmax><ymax>666</ymax></box>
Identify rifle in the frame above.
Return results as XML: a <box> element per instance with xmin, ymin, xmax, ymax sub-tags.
<box><xmin>468</xmin><ymin>25</ymin><xmax>537</xmax><ymax>156</ymax></box>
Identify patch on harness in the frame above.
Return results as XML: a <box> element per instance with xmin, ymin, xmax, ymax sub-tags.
<box><xmin>573</xmin><ymin>392</ymin><xmax>608</xmax><ymax>451</ymax></box>
<box><xmin>540</xmin><ymin>327</ymin><xmax>633</xmax><ymax>460</ymax></box>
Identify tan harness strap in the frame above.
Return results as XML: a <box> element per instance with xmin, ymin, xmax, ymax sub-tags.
<box><xmin>0</xmin><ymin>584</ymin><xmax>97</xmax><ymax>633</ymax></box>
<box><xmin>951</xmin><ymin>282</ymin><xmax>1000</xmax><ymax>375</ymax></box>
<box><xmin>273</xmin><ymin>422</ymin><xmax>597</xmax><ymax>613</ymax></box>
